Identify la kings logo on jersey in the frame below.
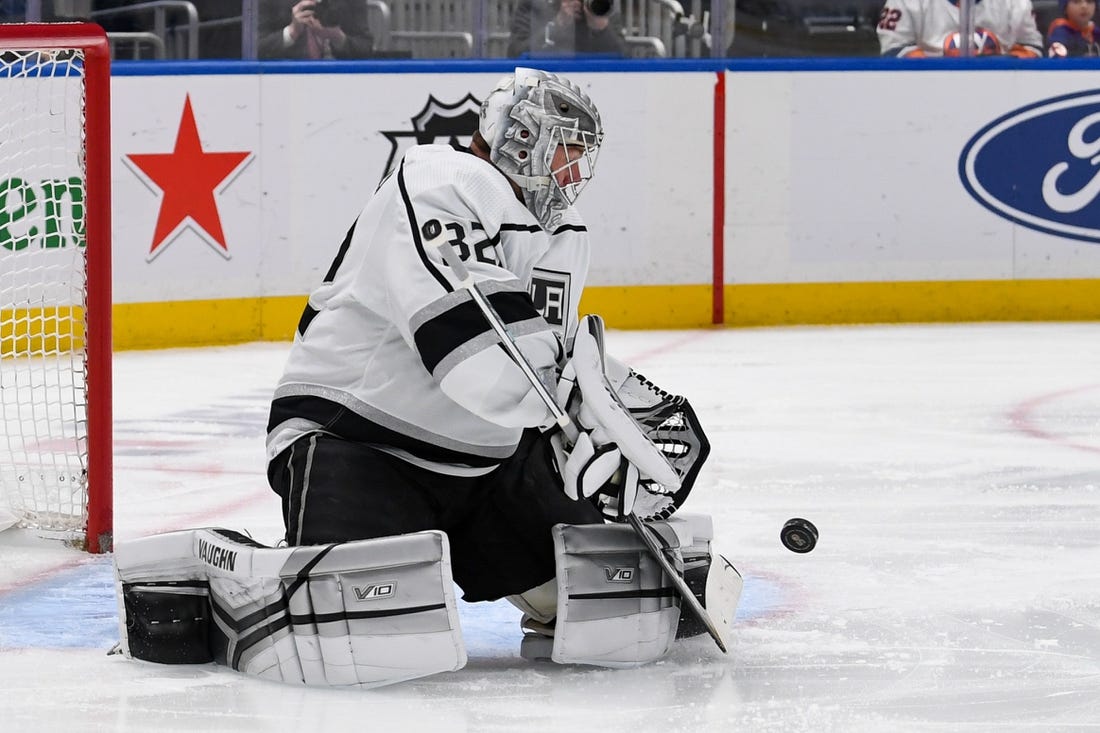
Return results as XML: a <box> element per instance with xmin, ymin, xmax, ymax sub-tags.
<box><xmin>379</xmin><ymin>94</ymin><xmax>484</xmax><ymax>184</ymax></box>
<box><xmin>531</xmin><ymin>268</ymin><xmax>571</xmax><ymax>337</ymax></box>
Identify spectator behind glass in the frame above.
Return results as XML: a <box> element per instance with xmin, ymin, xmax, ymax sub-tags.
<box><xmin>259</xmin><ymin>0</ymin><xmax>373</xmax><ymax>59</ymax></box>
<box><xmin>508</xmin><ymin>0</ymin><xmax>626</xmax><ymax>57</ymax></box>
<box><xmin>1047</xmin><ymin>0</ymin><xmax>1098</xmax><ymax>56</ymax></box>
<box><xmin>878</xmin><ymin>0</ymin><xmax>1043</xmax><ymax>57</ymax></box>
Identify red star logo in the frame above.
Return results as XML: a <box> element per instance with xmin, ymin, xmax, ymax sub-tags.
<box><xmin>127</xmin><ymin>94</ymin><xmax>251</xmax><ymax>258</ymax></box>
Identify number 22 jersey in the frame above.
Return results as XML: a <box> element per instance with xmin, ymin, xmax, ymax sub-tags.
<box><xmin>878</xmin><ymin>0</ymin><xmax>1043</xmax><ymax>57</ymax></box>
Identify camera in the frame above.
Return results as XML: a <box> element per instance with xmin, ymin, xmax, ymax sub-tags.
<box><xmin>311</xmin><ymin>0</ymin><xmax>346</xmax><ymax>27</ymax></box>
<box><xmin>586</xmin><ymin>0</ymin><xmax>613</xmax><ymax>17</ymax></box>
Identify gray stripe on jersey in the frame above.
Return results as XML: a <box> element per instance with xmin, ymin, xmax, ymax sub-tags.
<box><xmin>272</xmin><ymin>382</ymin><xmax>517</xmax><ymax>460</ymax></box>
<box><xmin>431</xmin><ymin>314</ymin><xmax>554</xmax><ymax>382</ymax></box>
<box><xmin>369</xmin><ymin>445</ymin><xmax>499</xmax><ymax>477</ymax></box>
<box><xmin>408</xmin><ymin>277</ymin><xmax>526</xmax><ymax>335</ymax></box>
<box><xmin>431</xmin><ymin>329</ymin><xmax>503</xmax><ymax>382</ymax></box>
<box><xmin>266</xmin><ymin>417</ymin><xmax>324</xmax><ymax>461</ymax></box>
<box><xmin>285</xmin><ymin>441</ymin><xmax>297</xmax><ymax>540</ymax></box>
<box><xmin>295</xmin><ymin>434</ymin><xmax>318</xmax><ymax>546</ymax></box>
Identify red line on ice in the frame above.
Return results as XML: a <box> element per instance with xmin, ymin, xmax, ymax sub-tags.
<box><xmin>623</xmin><ymin>329</ymin><xmax>720</xmax><ymax>365</ymax></box>
<box><xmin>0</xmin><ymin>483</ymin><xmax>271</xmax><ymax>598</ymax></box>
<box><xmin>1007</xmin><ymin>383</ymin><xmax>1100</xmax><ymax>455</ymax></box>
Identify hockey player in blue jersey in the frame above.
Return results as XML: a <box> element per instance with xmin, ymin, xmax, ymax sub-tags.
<box><xmin>1047</xmin><ymin>0</ymin><xmax>1098</xmax><ymax>56</ymax></box>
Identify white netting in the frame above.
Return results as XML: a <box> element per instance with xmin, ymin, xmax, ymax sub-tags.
<box><xmin>0</xmin><ymin>48</ymin><xmax>90</xmax><ymax>533</ymax></box>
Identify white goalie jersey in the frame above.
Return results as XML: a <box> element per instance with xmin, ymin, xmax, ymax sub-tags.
<box><xmin>877</xmin><ymin>0</ymin><xmax>1043</xmax><ymax>57</ymax></box>
<box><xmin>267</xmin><ymin>144</ymin><xmax>589</xmax><ymax>476</ymax></box>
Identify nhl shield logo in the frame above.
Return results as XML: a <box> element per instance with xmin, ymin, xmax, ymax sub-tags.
<box><xmin>380</xmin><ymin>94</ymin><xmax>484</xmax><ymax>184</ymax></box>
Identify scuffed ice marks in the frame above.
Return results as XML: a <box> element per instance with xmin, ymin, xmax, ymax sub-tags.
<box><xmin>114</xmin><ymin>389</ymin><xmax>272</xmax><ymax>458</ymax></box>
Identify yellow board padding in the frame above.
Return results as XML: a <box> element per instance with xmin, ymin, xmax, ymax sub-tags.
<box><xmin>20</xmin><ymin>278</ymin><xmax>1096</xmax><ymax>352</ymax></box>
<box><xmin>0</xmin><ymin>306</ymin><xmax>85</xmax><ymax>357</ymax></box>
<box><xmin>112</xmin><ymin>296</ymin><xmax>306</xmax><ymax>350</ymax></box>
<box><xmin>578</xmin><ymin>284</ymin><xmax>716</xmax><ymax>329</ymax></box>
<box><xmin>108</xmin><ymin>287</ymin><xmax>717</xmax><ymax>350</ymax></box>
<box><xmin>725</xmin><ymin>279</ymin><xmax>1100</xmax><ymax>326</ymax></box>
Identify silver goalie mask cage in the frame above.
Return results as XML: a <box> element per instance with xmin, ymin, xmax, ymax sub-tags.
<box><xmin>479</xmin><ymin>68</ymin><xmax>604</xmax><ymax>231</ymax></box>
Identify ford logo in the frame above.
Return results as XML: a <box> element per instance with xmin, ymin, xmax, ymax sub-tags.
<box><xmin>959</xmin><ymin>90</ymin><xmax>1100</xmax><ymax>244</ymax></box>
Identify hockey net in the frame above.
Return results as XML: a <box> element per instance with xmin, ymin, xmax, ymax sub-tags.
<box><xmin>0</xmin><ymin>24</ymin><xmax>112</xmax><ymax>553</ymax></box>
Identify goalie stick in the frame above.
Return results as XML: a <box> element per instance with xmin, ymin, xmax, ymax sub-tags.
<box><xmin>429</xmin><ymin>232</ymin><xmax>730</xmax><ymax>654</ymax></box>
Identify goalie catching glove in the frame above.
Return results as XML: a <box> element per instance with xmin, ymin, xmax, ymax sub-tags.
<box><xmin>550</xmin><ymin>315</ymin><xmax>709</xmax><ymax>521</ymax></box>
<box><xmin>608</xmin><ymin>363</ymin><xmax>711</xmax><ymax>521</ymax></box>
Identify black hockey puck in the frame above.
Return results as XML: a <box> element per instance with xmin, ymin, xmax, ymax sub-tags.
<box><xmin>781</xmin><ymin>517</ymin><xmax>818</xmax><ymax>553</ymax></box>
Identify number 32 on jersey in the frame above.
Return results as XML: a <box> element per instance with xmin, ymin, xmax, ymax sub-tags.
<box><xmin>422</xmin><ymin>218</ymin><xmax>499</xmax><ymax>267</ymax></box>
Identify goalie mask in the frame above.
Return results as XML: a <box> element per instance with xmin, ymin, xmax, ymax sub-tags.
<box><xmin>479</xmin><ymin>68</ymin><xmax>604</xmax><ymax>231</ymax></box>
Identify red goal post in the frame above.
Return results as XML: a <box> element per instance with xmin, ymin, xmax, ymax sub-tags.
<box><xmin>0</xmin><ymin>23</ymin><xmax>112</xmax><ymax>553</ymax></box>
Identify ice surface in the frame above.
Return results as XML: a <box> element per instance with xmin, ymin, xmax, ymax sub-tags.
<box><xmin>2</xmin><ymin>323</ymin><xmax>1099</xmax><ymax>731</ymax></box>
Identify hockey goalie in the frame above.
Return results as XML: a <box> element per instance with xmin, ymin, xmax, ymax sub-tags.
<box><xmin>114</xmin><ymin>67</ymin><xmax>743</xmax><ymax>689</ymax></box>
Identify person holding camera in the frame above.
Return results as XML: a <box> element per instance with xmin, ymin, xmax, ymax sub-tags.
<box><xmin>259</xmin><ymin>0</ymin><xmax>373</xmax><ymax>59</ymax></box>
<box><xmin>508</xmin><ymin>0</ymin><xmax>626</xmax><ymax>57</ymax></box>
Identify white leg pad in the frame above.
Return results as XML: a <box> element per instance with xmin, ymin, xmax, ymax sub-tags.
<box><xmin>112</xmin><ymin>529</ymin><xmax>211</xmax><ymax>664</ymax></box>
<box><xmin>548</xmin><ymin>522</ymin><xmax>682</xmax><ymax>668</ymax></box>
<box><xmin>114</xmin><ymin>528</ymin><xmax>467</xmax><ymax>689</ymax></box>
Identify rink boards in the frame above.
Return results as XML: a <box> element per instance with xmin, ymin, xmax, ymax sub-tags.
<box><xmin>92</xmin><ymin>60</ymin><xmax>1100</xmax><ymax>347</ymax></box>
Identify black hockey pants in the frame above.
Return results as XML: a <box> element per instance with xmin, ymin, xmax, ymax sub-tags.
<box><xmin>268</xmin><ymin>428</ymin><xmax>603</xmax><ymax>601</ymax></box>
